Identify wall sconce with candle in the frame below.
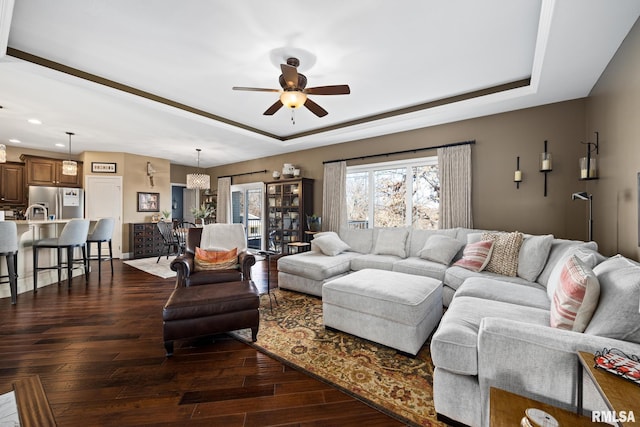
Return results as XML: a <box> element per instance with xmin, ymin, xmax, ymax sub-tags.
<box><xmin>540</xmin><ymin>140</ymin><xmax>552</xmax><ymax>196</ymax></box>
<box><xmin>579</xmin><ymin>132</ymin><xmax>599</xmax><ymax>180</ymax></box>
<box><xmin>514</xmin><ymin>156</ymin><xmax>522</xmax><ymax>189</ymax></box>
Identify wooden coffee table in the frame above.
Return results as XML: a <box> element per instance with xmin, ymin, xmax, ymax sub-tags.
<box><xmin>490</xmin><ymin>387</ymin><xmax>609</xmax><ymax>426</ymax></box>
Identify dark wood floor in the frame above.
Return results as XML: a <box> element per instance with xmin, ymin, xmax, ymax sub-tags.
<box><xmin>0</xmin><ymin>256</ymin><xmax>405</xmax><ymax>426</ymax></box>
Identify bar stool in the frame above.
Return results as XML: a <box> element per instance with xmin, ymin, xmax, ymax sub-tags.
<box><xmin>33</xmin><ymin>219</ymin><xmax>90</xmax><ymax>291</ymax></box>
<box><xmin>86</xmin><ymin>218</ymin><xmax>115</xmax><ymax>280</ymax></box>
<box><xmin>0</xmin><ymin>222</ymin><xmax>19</xmax><ymax>304</ymax></box>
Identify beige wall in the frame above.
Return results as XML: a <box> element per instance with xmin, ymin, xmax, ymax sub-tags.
<box><xmin>586</xmin><ymin>17</ymin><xmax>640</xmax><ymax>259</ymax></box>
<box><xmin>211</xmin><ymin>99</ymin><xmax>589</xmax><ymax>240</ymax></box>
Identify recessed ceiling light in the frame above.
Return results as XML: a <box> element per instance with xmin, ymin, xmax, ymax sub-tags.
<box><xmin>9</xmin><ymin>139</ymin><xmax>21</xmax><ymax>143</ymax></box>
<box><xmin>28</xmin><ymin>118</ymin><xmax>42</xmax><ymax>125</ymax></box>
<box><xmin>55</xmin><ymin>143</ymin><xmax>65</xmax><ymax>147</ymax></box>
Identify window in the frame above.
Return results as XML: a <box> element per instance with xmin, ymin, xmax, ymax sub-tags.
<box><xmin>346</xmin><ymin>157</ymin><xmax>439</xmax><ymax>229</ymax></box>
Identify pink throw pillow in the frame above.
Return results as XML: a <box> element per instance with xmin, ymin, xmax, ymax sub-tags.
<box><xmin>550</xmin><ymin>255</ymin><xmax>600</xmax><ymax>332</ymax></box>
<box><xmin>452</xmin><ymin>240</ymin><xmax>494</xmax><ymax>272</ymax></box>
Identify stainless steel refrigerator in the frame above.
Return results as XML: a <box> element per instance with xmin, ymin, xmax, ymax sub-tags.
<box><xmin>28</xmin><ymin>186</ymin><xmax>84</xmax><ymax>220</ymax></box>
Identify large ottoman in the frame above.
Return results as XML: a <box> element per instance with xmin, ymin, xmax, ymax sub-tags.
<box><xmin>322</xmin><ymin>268</ymin><xmax>443</xmax><ymax>355</ymax></box>
<box><xmin>162</xmin><ymin>280</ymin><xmax>260</xmax><ymax>356</ymax></box>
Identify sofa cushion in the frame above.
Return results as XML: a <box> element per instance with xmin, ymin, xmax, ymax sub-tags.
<box><xmin>452</xmin><ymin>240</ymin><xmax>494</xmax><ymax>272</ymax></box>
<box><xmin>372</xmin><ymin>228</ymin><xmax>410</xmax><ymax>258</ymax></box>
<box><xmin>536</xmin><ymin>240</ymin><xmax>598</xmax><ymax>288</ymax></box>
<box><xmin>339</xmin><ymin>227</ymin><xmax>374</xmax><ymax>254</ymax></box>
<box><xmin>312</xmin><ymin>233</ymin><xmax>351</xmax><ymax>256</ymax></box>
<box><xmin>482</xmin><ymin>231</ymin><xmax>524</xmax><ymax>277</ymax></box>
<box><xmin>517</xmin><ymin>234</ymin><xmax>554</xmax><ymax>281</ymax></box>
<box><xmin>550</xmin><ymin>255</ymin><xmax>600</xmax><ymax>332</ymax></box>
<box><xmin>392</xmin><ymin>257</ymin><xmax>449</xmax><ymax>281</ymax></box>
<box><xmin>584</xmin><ymin>255</ymin><xmax>640</xmax><ymax>344</ymax></box>
<box><xmin>350</xmin><ymin>253</ymin><xmax>401</xmax><ymax>271</ymax></box>
<box><xmin>444</xmin><ymin>265</ymin><xmax>540</xmax><ymax>292</ymax></box>
<box><xmin>455</xmin><ymin>277</ymin><xmax>549</xmax><ymax>310</ymax></box>
<box><xmin>430</xmin><ymin>296</ymin><xmax>549</xmax><ymax>375</ymax></box>
<box><xmin>418</xmin><ymin>234</ymin><xmax>464</xmax><ymax>265</ymax></box>
<box><xmin>409</xmin><ymin>228</ymin><xmax>459</xmax><ymax>257</ymax></box>
<box><xmin>277</xmin><ymin>251</ymin><xmax>359</xmax><ymax>281</ymax></box>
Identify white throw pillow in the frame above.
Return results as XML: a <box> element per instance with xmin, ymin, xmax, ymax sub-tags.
<box><xmin>312</xmin><ymin>233</ymin><xmax>351</xmax><ymax>256</ymax></box>
<box><xmin>550</xmin><ymin>255</ymin><xmax>600</xmax><ymax>332</ymax></box>
<box><xmin>418</xmin><ymin>235</ymin><xmax>464</xmax><ymax>265</ymax></box>
<box><xmin>372</xmin><ymin>228</ymin><xmax>410</xmax><ymax>258</ymax></box>
<box><xmin>517</xmin><ymin>234</ymin><xmax>554</xmax><ymax>282</ymax></box>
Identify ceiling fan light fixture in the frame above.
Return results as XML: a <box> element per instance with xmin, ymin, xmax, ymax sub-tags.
<box><xmin>280</xmin><ymin>91</ymin><xmax>307</xmax><ymax>109</ymax></box>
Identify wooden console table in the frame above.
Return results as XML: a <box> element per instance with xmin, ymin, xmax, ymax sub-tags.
<box><xmin>577</xmin><ymin>351</ymin><xmax>640</xmax><ymax>426</ymax></box>
<box><xmin>490</xmin><ymin>387</ymin><xmax>607</xmax><ymax>426</ymax></box>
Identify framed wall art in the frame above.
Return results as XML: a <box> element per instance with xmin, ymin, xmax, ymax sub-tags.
<box><xmin>91</xmin><ymin>162</ymin><xmax>117</xmax><ymax>173</ymax></box>
<box><xmin>137</xmin><ymin>192</ymin><xmax>159</xmax><ymax>212</ymax></box>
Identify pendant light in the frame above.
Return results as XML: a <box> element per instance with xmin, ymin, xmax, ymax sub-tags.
<box><xmin>61</xmin><ymin>132</ymin><xmax>77</xmax><ymax>176</ymax></box>
<box><xmin>186</xmin><ymin>148</ymin><xmax>210</xmax><ymax>190</ymax></box>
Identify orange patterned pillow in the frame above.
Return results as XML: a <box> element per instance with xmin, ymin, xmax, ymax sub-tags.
<box><xmin>194</xmin><ymin>247</ymin><xmax>238</xmax><ymax>271</ymax></box>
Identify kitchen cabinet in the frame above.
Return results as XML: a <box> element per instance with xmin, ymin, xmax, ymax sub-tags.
<box><xmin>265</xmin><ymin>178</ymin><xmax>313</xmax><ymax>253</ymax></box>
<box><xmin>0</xmin><ymin>162</ymin><xmax>26</xmax><ymax>206</ymax></box>
<box><xmin>130</xmin><ymin>223</ymin><xmax>164</xmax><ymax>259</ymax></box>
<box><xmin>21</xmin><ymin>155</ymin><xmax>84</xmax><ymax>187</ymax></box>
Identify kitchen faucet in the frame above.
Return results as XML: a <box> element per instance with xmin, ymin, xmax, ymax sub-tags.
<box><xmin>25</xmin><ymin>203</ymin><xmax>48</xmax><ymax>221</ymax></box>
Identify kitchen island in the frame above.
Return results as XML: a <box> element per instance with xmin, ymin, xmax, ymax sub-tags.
<box><xmin>0</xmin><ymin>219</ymin><xmax>94</xmax><ymax>302</ymax></box>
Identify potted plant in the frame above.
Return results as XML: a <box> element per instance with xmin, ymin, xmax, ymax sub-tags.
<box><xmin>161</xmin><ymin>209</ymin><xmax>171</xmax><ymax>222</ymax></box>
<box><xmin>306</xmin><ymin>214</ymin><xmax>322</xmax><ymax>232</ymax></box>
<box><xmin>191</xmin><ymin>204</ymin><xmax>214</xmax><ymax>226</ymax></box>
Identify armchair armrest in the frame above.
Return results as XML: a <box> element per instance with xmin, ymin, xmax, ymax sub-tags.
<box><xmin>238</xmin><ymin>250</ymin><xmax>256</xmax><ymax>280</ymax></box>
<box><xmin>170</xmin><ymin>253</ymin><xmax>194</xmax><ymax>288</ymax></box>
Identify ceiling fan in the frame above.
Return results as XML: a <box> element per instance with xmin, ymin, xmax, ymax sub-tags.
<box><xmin>232</xmin><ymin>57</ymin><xmax>350</xmax><ymax>118</ymax></box>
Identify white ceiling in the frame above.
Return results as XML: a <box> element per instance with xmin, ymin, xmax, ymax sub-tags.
<box><xmin>0</xmin><ymin>0</ymin><xmax>639</xmax><ymax>168</ymax></box>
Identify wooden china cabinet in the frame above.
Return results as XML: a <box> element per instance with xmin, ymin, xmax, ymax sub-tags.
<box><xmin>265</xmin><ymin>178</ymin><xmax>313</xmax><ymax>253</ymax></box>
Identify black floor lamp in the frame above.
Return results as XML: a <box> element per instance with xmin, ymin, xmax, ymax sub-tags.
<box><xmin>572</xmin><ymin>192</ymin><xmax>593</xmax><ymax>241</ymax></box>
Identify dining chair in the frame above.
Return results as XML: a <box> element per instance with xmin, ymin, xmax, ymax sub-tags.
<box><xmin>156</xmin><ymin>221</ymin><xmax>180</xmax><ymax>263</ymax></box>
<box><xmin>86</xmin><ymin>218</ymin><xmax>115</xmax><ymax>280</ymax></box>
<box><xmin>175</xmin><ymin>221</ymin><xmax>196</xmax><ymax>256</ymax></box>
<box><xmin>0</xmin><ymin>221</ymin><xmax>19</xmax><ymax>304</ymax></box>
<box><xmin>33</xmin><ymin>219</ymin><xmax>90</xmax><ymax>291</ymax></box>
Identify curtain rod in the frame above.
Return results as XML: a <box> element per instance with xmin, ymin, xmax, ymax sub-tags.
<box><xmin>322</xmin><ymin>140</ymin><xmax>476</xmax><ymax>164</ymax></box>
<box><xmin>220</xmin><ymin>169</ymin><xmax>268</xmax><ymax>179</ymax></box>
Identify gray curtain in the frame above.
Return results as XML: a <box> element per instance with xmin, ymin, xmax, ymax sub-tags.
<box><xmin>438</xmin><ymin>144</ymin><xmax>473</xmax><ymax>228</ymax></box>
<box><xmin>216</xmin><ymin>177</ymin><xmax>231</xmax><ymax>224</ymax></box>
<box><xmin>322</xmin><ymin>161</ymin><xmax>347</xmax><ymax>232</ymax></box>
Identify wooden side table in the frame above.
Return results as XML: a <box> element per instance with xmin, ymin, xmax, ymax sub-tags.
<box><xmin>287</xmin><ymin>241</ymin><xmax>311</xmax><ymax>254</ymax></box>
<box><xmin>490</xmin><ymin>387</ymin><xmax>608</xmax><ymax>426</ymax></box>
<box><xmin>577</xmin><ymin>351</ymin><xmax>640</xmax><ymax>426</ymax></box>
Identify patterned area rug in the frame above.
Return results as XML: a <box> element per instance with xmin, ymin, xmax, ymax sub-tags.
<box><xmin>232</xmin><ymin>289</ymin><xmax>445</xmax><ymax>427</ymax></box>
<box><xmin>123</xmin><ymin>256</ymin><xmax>176</xmax><ymax>279</ymax></box>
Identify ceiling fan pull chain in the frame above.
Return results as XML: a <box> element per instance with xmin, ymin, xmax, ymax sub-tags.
<box><xmin>291</xmin><ymin>109</ymin><xmax>296</xmax><ymax>125</ymax></box>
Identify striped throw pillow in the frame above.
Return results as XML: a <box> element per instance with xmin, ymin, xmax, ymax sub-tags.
<box><xmin>194</xmin><ymin>247</ymin><xmax>238</xmax><ymax>271</ymax></box>
<box><xmin>453</xmin><ymin>240</ymin><xmax>494</xmax><ymax>272</ymax></box>
<box><xmin>550</xmin><ymin>255</ymin><xmax>600</xmax><ymax>332</ymax></box>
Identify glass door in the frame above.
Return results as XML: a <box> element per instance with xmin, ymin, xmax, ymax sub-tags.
<box><xmin>231</xmin><ymin>182</ymin><xmax>264</xmax><ymax>250</ymax></box>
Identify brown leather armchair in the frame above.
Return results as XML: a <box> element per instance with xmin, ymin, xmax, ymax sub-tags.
<box><xmin>170</xmin><ymin>225</ymin><xmax>256</xmax><ymax>288</ymax></box>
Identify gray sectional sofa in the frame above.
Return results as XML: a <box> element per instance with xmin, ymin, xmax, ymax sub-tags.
<box><xmin>277</xmin><ymin>226</ymin><xmax>640</xmax><ymax>426</ymax></box>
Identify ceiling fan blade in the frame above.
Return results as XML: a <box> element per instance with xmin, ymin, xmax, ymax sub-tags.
<box><xmin>304</xmin><ymin>85</ymin><xmax>351</xmax><ymax>95</ymax></box>
<box><xmin>263</xmin><ymin>100</ymin><xmax>283</xmax><ymax>115</ymax></box>
<box><xmin>233</xmin><ymin>86</ymin><xmax>280</xmax><ymax>92</ymax></box>
<box><xmin>304</xmin><ymin>98</ymin><xmax>328</xmax><ymax>117</ymax></box>
<box><xmin>280</xmin><ymin>64</ymin><xmax>299</xmax><ymax>89</ymax></box>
